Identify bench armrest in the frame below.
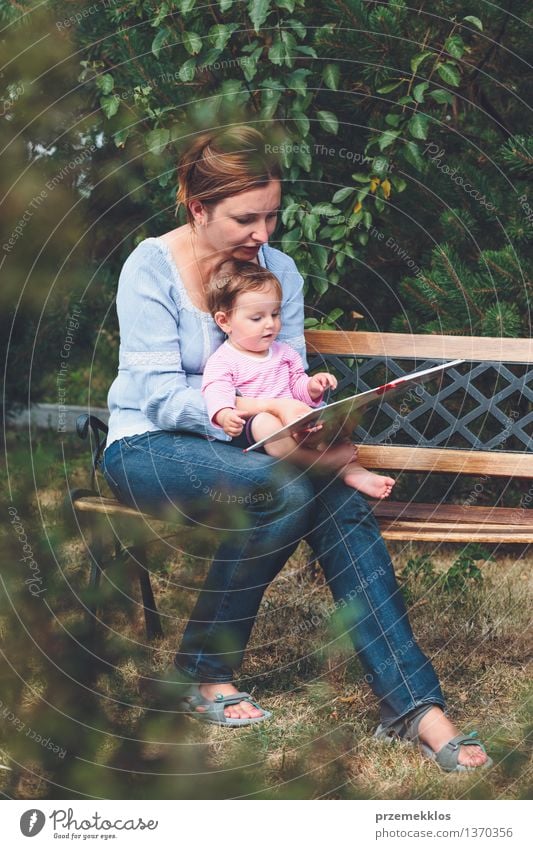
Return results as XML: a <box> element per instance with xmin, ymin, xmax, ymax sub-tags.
<box><xmin>76</xmin><ymin>414</ymin><xmax>109</xmax><ymax>490</ymax></box>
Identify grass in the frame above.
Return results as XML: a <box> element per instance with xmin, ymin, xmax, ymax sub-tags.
<box><xmin>1</xmin><ymin>430</ymin><xmax>531</xmax><ymax>799</ymax></box>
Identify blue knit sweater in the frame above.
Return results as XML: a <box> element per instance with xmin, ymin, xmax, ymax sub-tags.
<box><xmin>105</xmin><ymin>237</ymin><xmax>309</xmax><ymax>451</ymax></box>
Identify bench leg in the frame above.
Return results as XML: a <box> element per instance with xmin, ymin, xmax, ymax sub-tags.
<box><xmin>85</xmin><ymin>529</ymin><xmax>107</xmax><ymax>651</ymax></box>
<box><xmin>131</xmin><ymin>545</ymin><xmax>164</xmax><ymax>641</ymax></box>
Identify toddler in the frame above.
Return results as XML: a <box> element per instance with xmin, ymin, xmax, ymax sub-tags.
<box><xmin>201</xmin><ymin>260</ymin><xmax>395</xmax><ymax>499</ymax></box>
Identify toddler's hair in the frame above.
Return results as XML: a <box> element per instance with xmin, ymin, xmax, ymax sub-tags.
<box><xmin>207</xmin><ymin>259</ymin><xmax>282</xmax><ymax>317</ymax></box>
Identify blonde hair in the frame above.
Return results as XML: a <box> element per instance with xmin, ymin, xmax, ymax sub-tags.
<box><xmin>175</xmin><ymin>126</ymin><xmax>282</xmax><ymax>225</ymax></box>
<box><xmin>207</xmin><ymin>260</ymin><xmax>282</xmax><ymax>317</ymax></box>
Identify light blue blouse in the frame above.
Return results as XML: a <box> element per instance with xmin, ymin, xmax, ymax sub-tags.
<box><xmin>105</xmin><ymin>237</ymin><xmax>309</xmax><ymax>451</ymax></box>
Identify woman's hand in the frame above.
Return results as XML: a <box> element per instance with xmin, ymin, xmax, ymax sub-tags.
<box><xmin>214</xmin><ymin>408</ymin><xmax>246</xmax><ymax>437</ymax></box>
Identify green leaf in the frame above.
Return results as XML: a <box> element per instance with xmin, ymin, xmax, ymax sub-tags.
<box><xmin>286</xmin><ymin>69</ymin><xmax>311</xmax><ymax>97</ymax></box>
<box><xmin>281</xmin><ymin>202</ymin><xmax>300</xmax><ymax>226</ymax></box>
<box><xmin>445</xmin><ymin>35</ymin><xmax>465</xmax><ymax>59</ymax></box>
<box><xmin>152</xmin><ymin>28</ymin><xmax>170</xmax><ymax>59</ymax></box>
<box><xmin>332</xmin><ymin>186</ymin><xmax>356</xmax><ymax>203</ymax></box>
<box><xmin>377</xmin><ymin>79</ymin><xmax>404</xmax><ymax>94</ymax></box>
<box><xmin>385</xmin><ymin>113</ymin><xmax>402</xmax><ymax>127</ymax></box>
<box><xmin>316</xmin><ymin>110</ymin><xmax>339</xmax><ymax>135</ymax></box>
<box><xmin>437</xmin><ymin>63</ymin><xmax>461</xmax><ymax>87</ymax></box>
<box><xmin>96</xmin><ymin>73</ymin><xmax>114</xmax><ymax>94</ymax></box>
<box><xmin>327</xmin><ymin>307</ymin><xmax>344</xmax><ymax>322</ymax></box>
<box><xmin>312</xmin><ymin>277</ymin><xmax>329</xmax><ymax>296</ymax></box>
<box><xmin>391</xmin><ymin>175</ymin><xmax>407</xmax><ymax>192</ymax></box>
<box><xmin>294</xmin><ymin>45</ymin><xmax>318</xmax><ymax>58</ymax></box>
<box><xmin>180</xmin><ymin>0</ymin><xmax>197</xmax><ymax>10</ymax></box>
<box><xmin>290</xmin><ymin>110</ymin><xmax>310</xmax><ymax>135</ymax></box>
<box><xmin>178</xmin><ymin>59</ymin><xmax>197</xmax><ymax>82</ymax></box>
<box><xmin>310</xmin><ymin>243</ymin><xmax>328</xmax><ymax>270</ymax></box>
<box><xmin>284</xmin><ymin>18</ymin><xmax>306</xmax><ymax>38</ymax></box>
<box><xmin>113</xmin><ymin>128</ymin><xmax>129</xmax><ymax>148</ymax></box>
<box><xmin>428</xmin><ymin>88</ymin><xmax>454</xmax><ymax>105</ymax></box>
<box><xmin>311</xmin><ymin>202</ymin><xmax>339</xmax><ymax>216</ymax></box>
<box><xmin>281</xmin><ymin>226</ymin><xmax>300</xmax><ymax>252</ymax></box>
<box><xmin>410</xmin><ymin>50</ymin><xmax>433</xmax><ymax>74</ymax></box>
<box><xmin>330</xmin><ymin>224</ymin><xmax>347</xmax><ymax>241</ymax></box>
<box><xmin>100</xmin><ymin>94</ymin><xmax>120</xmax><ymax>119</ymax></box>
<box><xmin>294</xmin><ymin>145</ymin><xmax>312</xmax><ymax>172</ymax></box>
<box><xmin>371</xmin><ymin>156</ymin><xmax>389</xmax><ymax>177</ymax></box>
<box><xmin>145</xmin><ymin>128</ymin><xmax>170</xmax><ymax>155</ymax></box>
<box><xmin>277</xmin><ymin>0</ymin><xmax>295</xmax><ymax>10</ymax></box>
<box><xmin>408</xmin><ymin>113</ymin><xmax>429</xmax><ymax>140</ymax></box>
<box><xmin>358</xmin><ymin>232</ymin><xmax>369</xmax><ymax>246</ymax></box>
<box><xmin>463</xmin><ymin>15</ymin><xmax>483</xmax><ymax>31</ymax></box>
<box><xmin>152</xmin><ymin>0</ymin><xmax>170</xmax><ymax>27</ymax></box>
<box><xmin>281</xmin><ymin>30</ymin><xmax>297</xmax><ymax>68</ymax></box>
<box><xmin>268</xmin><ymin>37</ymin><xmax>285</xmax><ymax>66</ymax></box>
<box><xmin>219</xmin><ymin>0</ymin><xmax>233</xmax><ymax>11</ymax></box>
<box><xmin>304</xmin><ymin>317</ymin><xmax>320</xmax><ymax>327</ymax></box>
<box><xmin>183</xmin><ymin>31</ymin><xmax>202</xmax><ymax>55</ymax></box>
<box><xmin>209</xmin><ymin>24</ymin><xmax>238</xmax><ymax>50</ymax></box>
<box><xmin>302</xmin><ymin>213</ymin><xmax>319</xmax><ymax>240</ymax></box>
<box><xmin>249</xmin><ymin>0</ymin><xmax>270</xmax><ymax>32</ymax></box>
<box><xmin>323</xmin><ymin>64</ymin><xmax>340</xmax><ymax>91</ymax></box>
<box><xmin>379</xmin><ymin>129</ymin><xmax>400</xmax><ymax>151</ymax></box>
<box><xmin>261</xmin><ymin>86</ymin><xmax>282</xmax><ymax>119</ymax></box>
<box><xmin>351</xmin><ymin>173</ymin><xmax>370</xmax><ymax>183</ymax></box>
<box><xmin>403</xmin><ymin>140</ymin><xmax>425</xmax><ymax>172</ymax></box>
<box><xmin>413</xmin><ymin>82</ymin><xmax>428</xmax><ymax>103</ymax></box>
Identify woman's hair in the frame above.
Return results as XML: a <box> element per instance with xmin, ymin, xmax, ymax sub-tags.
<box><xmin>175</xmin><ymin>126</ymin><xmax>282</xmax><ymax>225</ymax></box>
<box><xmin>207</xmin><ymin>260</ymin><xmax>282</xmax><ymax>317</ymax></box>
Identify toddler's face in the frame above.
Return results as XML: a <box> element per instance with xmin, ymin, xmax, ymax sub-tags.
<box><xmin>217</xmin><ymin>283</ymin><xmax>282</xmax><ymax>355</ymax></box>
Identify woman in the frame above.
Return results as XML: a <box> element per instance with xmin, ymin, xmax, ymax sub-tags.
<box><xmin>102</xmin><ymin>126</ymin><xmax>490</xmax><ymax>772</ymax></box>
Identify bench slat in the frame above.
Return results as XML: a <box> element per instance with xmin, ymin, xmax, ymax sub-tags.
<box><xmin>71</xmin><ymin>495</ymin><xmax>533</xmax><ymax>543</ymax></box>
<box><xmin>305</xmin><ymin>330</ymin><xmax>533</xmax><ymax>362</ymax></box>
<box><xmin>378</xmin><ymin>525</ymin><xmax>533</xmax><ymax>543</ymax></box>
<box><xmin>358</xmin><ymin>445</ymin><xmax>533</xmax><ymax>477</ymax></box>
<box><xmin>371</xmin><ymin>500</ymin><xmax>532</xmax><ymax>525</ymax></box>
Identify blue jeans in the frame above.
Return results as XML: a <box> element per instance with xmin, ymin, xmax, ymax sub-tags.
<box><xmin>102</xmin><ymin>431</ymin><xmax>445</xmax><ymax>726</ymax></box>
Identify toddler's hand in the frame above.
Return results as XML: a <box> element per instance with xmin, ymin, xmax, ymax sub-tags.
<box><xmin>215</xmin><ymin>408</ymin><xmax>246</xmax><ymax>437</ymax></box>
<box><xmin>308</xmin><ymin>372</ymin><xmax>337</xmax><ymax>400</ymax></box>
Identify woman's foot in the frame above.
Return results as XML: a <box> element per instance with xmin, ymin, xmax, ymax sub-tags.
<box><xmin>343</xmin><ymin>463</ymin><xmax>395</xmax><ymax>499</ymax></box>
<box><xmin>195</xmin><ymin>683</ymin><xmax>265</xmax><ymax>720</ymax></box>
<box><xmin>416</xmin><ymin>707</ymin><xmax>490</xmax><ymax>768</ymax></box>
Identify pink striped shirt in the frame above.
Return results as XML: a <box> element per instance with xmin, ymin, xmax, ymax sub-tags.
<box><xmin>202</xmin><ymin>340</ymin><xmax>323</xmax><ymax>426</ymax></box>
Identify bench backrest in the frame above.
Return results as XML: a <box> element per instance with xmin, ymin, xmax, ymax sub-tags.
<box><xmin>304</xmin><ymin>330</ymin><xmax>533</xmax><ymax>478</ymax></box>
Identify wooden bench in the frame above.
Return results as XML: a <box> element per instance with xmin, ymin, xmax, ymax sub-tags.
<box><xmin>67</xmin><ymin>330</ymin><xmax>533</xmax><ymax>641</ymax></box>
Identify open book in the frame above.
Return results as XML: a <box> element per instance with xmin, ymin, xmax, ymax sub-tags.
<box><xmin>243</xmin><ymin>359</ymin><xmax>465</xmax><ymax>452</ymax></box>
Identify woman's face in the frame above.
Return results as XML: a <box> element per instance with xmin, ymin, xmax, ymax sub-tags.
<box><xmin>197</xmin><ymin>180</ymin><xmax>282</xmax><ymax>261</ymax></box>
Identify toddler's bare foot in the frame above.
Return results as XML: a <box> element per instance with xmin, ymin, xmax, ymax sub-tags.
<box><xmin>343</xmin><ymin>463</ymin><xmax>395</xmax><ymax>499</ymax></box>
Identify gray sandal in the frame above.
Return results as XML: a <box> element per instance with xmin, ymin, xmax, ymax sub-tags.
<box><xmin>374</xmin><ymin>705</ymin><xmax>493</xmax><ymax>773</ymax></box>
<box><xmin>178</xmin><ymin>684</ymin><xmax>272</xmax><ymax>727</ymax></box>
